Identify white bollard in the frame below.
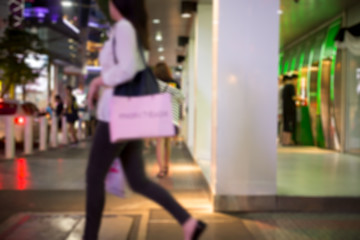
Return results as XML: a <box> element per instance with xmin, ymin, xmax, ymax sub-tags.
<box><xmin>24</xmin><ymin>116</ymin><xmax>33</xmax><ymax>155</ymax></box>
<box><xmin>5</xmin><ymin>116</ymin><xmax>15</xmax><ymax>159</ymax></box>
<box><xmin>77</xmin><ymin>118</ymin><xmax>83</xmax><ymax>140</ymax></box>
<box><xmin>39</xmin><ymin>117</ymin><xmax>47</xmax><ymax>151</ymax></box>
<box><xmin>62</xmin><ymin>116</ymin><xmax>68</xmax><ymax>145</ymax></box>
<box><xmin>50</xmin><ymin>116</ymin><xmax>58</xmax><ymax>148</ymax></box>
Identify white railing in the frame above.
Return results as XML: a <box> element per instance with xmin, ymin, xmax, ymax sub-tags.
<box><xmin>2</xmin><ymin>115</ymin><xmax>88</xmax><ymax>159</ymax></box>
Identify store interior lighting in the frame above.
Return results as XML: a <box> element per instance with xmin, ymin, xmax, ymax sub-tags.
<box><xmin>155</xmin><ymin>31</ymin><xmax>163</xmax><ymax>41</ymax></box>
<box><xmin>181</xmin><ymin>1</ymin><xmax>197</xmax><ymax>18</ymax></box>
<box><xmin>61</xmin><ymin>1</ymin><xmax>73</xmax><ymax>7</ymax></box>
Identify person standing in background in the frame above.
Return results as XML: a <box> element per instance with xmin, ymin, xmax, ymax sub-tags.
<box><xmin>154</xmin><ymin>62</ymin><xmax>184</xmax><ymax>178</ymax></box>
<box><xmin>54</xmin><ymin>95</ymin><xmax>64</xmax><ymax>132</ymax></box>
<box><xmin>65</xmin><ymin>85</ymin><xmax>79</xmax><ymax>145</ymax></box>
<box><xmin>282</xmin><ymin>75</ymin><xmax>297</xmax><ymax>145</ymax></box>
<box><xmin>154</xmin><ymin>62</ymin><xmax>180</xmax><ymax>89</ymax></box>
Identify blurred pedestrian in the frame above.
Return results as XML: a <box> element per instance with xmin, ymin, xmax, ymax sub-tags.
<box><xmin>154</xmin><ymin>62</ymin><xmax>184</xmax><ymax>178</ymax></box>
<box><xmin>282</xmin><ymin>75</ymin><xmax>297</xmax><ymax>145</ymax></box>
<box><xmin>54</xmin><ymin>95</ymin><xmax>64</xmax><ymax>131</ymax></box>
<box><xmin>155</xmin><ymin>62</ymin><xmax>181</xmax><ymax>89</ymax></box>
<box><xmin>65</xmin><ymin>85</ymin><xmax>79</xmax><ymax>145</ymax></box>
<box><xmin>45</xmin><ymin>103</ymin><xmax>53</xmax><ymax>118</ymax></box>
<box><xmin>84</xmin><ymin>1</ymin><xmax>206</xmax><ymax>240</ymax></box>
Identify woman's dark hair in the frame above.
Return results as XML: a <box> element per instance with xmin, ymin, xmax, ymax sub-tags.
<box><xmin>154</xmin><ymin>62</ymin><xmax>173</xmax><ymax>83</ymax></box>
<box><xmin>111</xmin><ymin>0</ymin><xmax>150</xmax><ymax>50</ymax></box>
<box><xmin>55</xmin><ymin>95</ymin><xmax>62</xmax><ymax>101</ymax></box>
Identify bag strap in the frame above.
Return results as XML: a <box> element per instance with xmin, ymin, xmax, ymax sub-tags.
<box><xmin>112</xmin><ymin>32</ymin><xmax>147</xmax><ymax>67</ymax></box>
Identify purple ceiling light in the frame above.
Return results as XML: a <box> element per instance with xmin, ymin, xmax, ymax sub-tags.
<box><xmin>24</xmin><ymin>7</ymin><xmax>49</xmax><ymax>19</ymax></box>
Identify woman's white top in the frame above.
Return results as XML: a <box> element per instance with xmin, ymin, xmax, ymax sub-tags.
<box><xmin>97</xmin><ymin>19</ymin><xmax>145</xmax><ymax>122</ymax></box>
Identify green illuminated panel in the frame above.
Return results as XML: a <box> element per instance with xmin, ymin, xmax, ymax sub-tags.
<box><xmin>325</xmin><ymin>20</ymin><xmax>341</xmax><ymax>102</ymax></box>
<box><xmin>279</xmin><ymin>52</ymin><xmax>284</xmax><ymax>75</ymax></box>
<box><xmin>317</xmin><ymin>43</ymin><xmax>325</xmax><ymax>115</ymax></box>
<box><xmin>316</xmin><ymin>19</ymin><xmax>341</xmax><ymax>114</ymax></box>
<box><xmin>291</xmin><ymin>57</ymin><xmax>297</xmax><ymax>71</ymax></box>
<box><xmin>307</xmin><ymin>49</ymin><xmax>314</xmax><ymax>104</ymax></box>
<box><xmin>330</xmin><ymin>47</ymin><xmax>337</xmax><ymax>101</ymax></box>
<box><xmin>283</xmin><ymin>61</ymin><xmax>289</xmax><ymax>74</ymax></box>
<box><xmin>297</xmin><ymin>52</ymin><xmax>305</xmax><ymax>94</ymax></box>
<box><xmin>315</xmin><ymin>19</ymin><xmax>341</xmax><ymax>148</ymax></box>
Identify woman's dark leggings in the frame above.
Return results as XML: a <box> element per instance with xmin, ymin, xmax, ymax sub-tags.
<box><xmin>84</xmin><ymin>121</ymin><xmax>190</xmax><ymax>240</ymax></box>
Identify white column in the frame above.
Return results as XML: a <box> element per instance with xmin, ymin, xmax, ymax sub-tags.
<box><xmin>24</xmin><ymin>117</ymin><xmax>33</xmax><ymax>155</ymax></box>
<box><xmin>184</xmin><ymin>34</ymin><xmax>197</xmax><ymax>155</ymax></box>
<box><xmin>5</xmin><ymin>117</ymin><xmax>15</xmax><ymax>159</ymax></box>
<box><xmin>50</xmin><ymin>116</ymin><xmax>59</xmax><ymax>148</ymax></box>
<box><xmin>53</xmin><ymin>64</ymin><xmax>59</xmax><ymax>95</ymax></box>
<box><xmin>194</xmin><ymin>3</ymin><xmax>213</xmax><ymax>184</ymax></box>
<box><xmin>211</xmin><ymin>0</ymin><xmax>279</xmax><ymax>211</ymax></box>
<box><xmin>77</xmin><ymin>118</ymin><xmax>83</xmax><ymax>140</ymax></box>
<box><xmin>39</xmin><ymin>117</ymin><xmax>48</xmax><ymax>151</ymax></box>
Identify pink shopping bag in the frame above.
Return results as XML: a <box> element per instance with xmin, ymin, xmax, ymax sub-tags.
<box><xmin>109</xmin><ymin>93</ymin><xmax>175</xmax><ymax>143</ymax></box>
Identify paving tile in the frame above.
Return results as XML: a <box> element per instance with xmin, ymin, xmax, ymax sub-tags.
<box><xmin>0</xmin><ymin>214</ymin><xmax>80</xmax><ymax>240</ymax></box>
<box><xmin>0</xmin><ymin>143</ymin><xmax>360</xmax><ymax>239</ymax></box>
<box><xmin>0</xmin><ymin>213</ymin><xmax>133</xmax><ymax>240</ymax></box>
<box><xmin>238</xmin><ymin>213</ymin><xmax>360</xmax><ymax>240</ymax></box>
<box><xmin>148</xmin><ymin>209</ymin><xmax>255</xmax><ymax>240</ymax></box>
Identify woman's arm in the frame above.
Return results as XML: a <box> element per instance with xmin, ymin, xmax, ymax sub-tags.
<box><xmin>162</xmin><ymin>82</ymin><xmax>185</xmax><ymax>103</ymax></box>
<box><xmin>101</xmin><ymin>21</ymin><xmax>138</xmax><ymax>87</ymax></box>
<box><xmin>87</xmin><ymin>76</ymin><xmax>103</xmax><ymax>110</ymax></box>
<box><xmin>170</xmin><ymin>86</ymin><xmax>185</xmax><ymax>103</ymax></box>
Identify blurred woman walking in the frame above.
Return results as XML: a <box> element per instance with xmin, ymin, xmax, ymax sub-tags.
<box><xmin>84</xmin><ymin>0</ymin><xmax>206</xmax><ymax>239</ymax></box>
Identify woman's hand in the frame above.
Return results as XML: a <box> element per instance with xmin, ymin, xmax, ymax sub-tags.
<box><xmin>87</xmin><ymin>76</ymin><xmax>104</xmax><ymax>110</ymax></box>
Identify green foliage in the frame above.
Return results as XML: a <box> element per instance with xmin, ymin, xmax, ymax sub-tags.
<box><xmin>0</xmin><ymin>27</ymin><xmax>47</xmax><ymax>98</ymax></box>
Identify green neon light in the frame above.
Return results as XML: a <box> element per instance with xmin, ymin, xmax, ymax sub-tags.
<box><xmin>315</xmin><ymin>19</ymin><xmax>341</xmax><ymax>148</ymax></box>
<box><xmin>279</xmin><ymin>52</ymin><xmax>284</xmax><ymax>75</ymax></box>
<box><xmin>291</xmin><ymin>57</ymin><xmax>297</xmax><ymax>71</ymax></box>
<box><xmin>283</xmin><ymin>61</ymin><xmax>289</xmax><ymax>74</ymax></box>
<box><xmin>330</xmin><ymin>46</ymin><xmax>337</xmax><ymax>101</ymax></box>
<box><xmin>317</xmin><ymin>43</ymin><xmax>325</xmax><ymax>115</ymax></box>
<box><xmin>307</xmin><ymin>49</ymin><xmax>314</xmax><ymax>105</ymax></box>
<box><xmin>324</xmin><ymin>20</ymin><xmax>341</xmax><ymax>102</ymax></box>
<box><xmin>297</xmin><ymin>52</ymin><xmax>305</xmax><ymax>94</ymax></box>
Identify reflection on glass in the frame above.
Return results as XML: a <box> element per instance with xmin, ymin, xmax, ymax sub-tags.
<box><xmin>309</xmin><ymin>62</ymin><xmax>319</xmax><ymax>144</ymax></box>
<box><xmin>16</xmin><ymin>158</ymin><xmax>29</xmax><ymax>190</ymax></box>
<box><xmin>346</xmin><ymin>54</ymin><xmax>360</xmax><ymax>154</ymax></box>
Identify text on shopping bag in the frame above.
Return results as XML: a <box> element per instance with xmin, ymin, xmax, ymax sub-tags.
<box><xmin>117</xmin><ymin>110</ymin><xmax>169</xmax><ymax>119</ymax></box>
<box><xmin>109</xmin><ymin>93</ymin><xmax>174</xmax><ymax>142</ymax></box>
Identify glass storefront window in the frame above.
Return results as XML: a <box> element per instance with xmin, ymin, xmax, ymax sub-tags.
<box><xmin>346</xmin><ymin>53</ymin><xmax>360</xmax><ymax>154</ymax></box>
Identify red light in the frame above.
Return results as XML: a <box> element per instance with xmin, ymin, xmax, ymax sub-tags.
<box><xmin>16</xmin><ymin>158</ymin><xmax>29</xmax><ymax>190</ymax></box>
<box><xmin>15</xmin><ymin>116</ymin><xmax>25</xmax><ymax>125</ymax></box>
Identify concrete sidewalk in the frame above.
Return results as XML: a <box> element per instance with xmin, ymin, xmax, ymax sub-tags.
<box><xmin>0</xmin><ymin>142</ymin><xmax>360</xmax><ymax>239</ymax></box>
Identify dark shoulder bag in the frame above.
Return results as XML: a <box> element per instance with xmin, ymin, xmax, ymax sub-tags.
<box><xmin>112</xmin><ymin>36</ymin><xmax>159</xmax><ymax>96</ymax></box>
